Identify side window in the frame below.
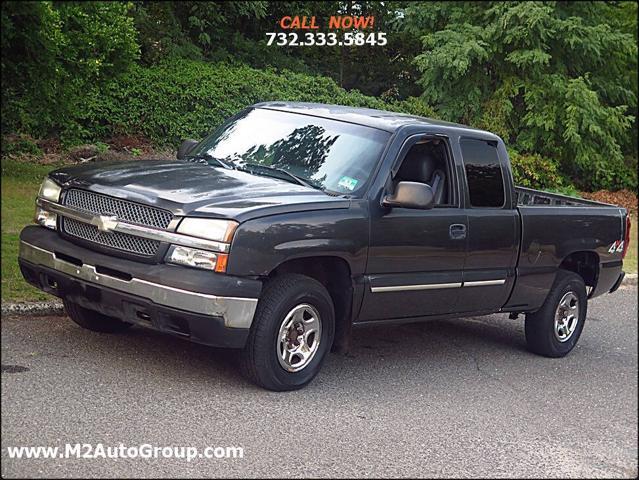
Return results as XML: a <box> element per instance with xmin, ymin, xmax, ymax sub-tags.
<box><xmin>460</xmin><ymin>138</ymin><xmax>505</xmax><ymax>208</ymax></box>
<box><xmin>394</xmin><ymin>139</ymin><xmax>454</xmax><ymax>206</ymax></box>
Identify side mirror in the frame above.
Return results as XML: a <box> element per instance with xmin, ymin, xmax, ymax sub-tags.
<box><xmin>177</xmin><ymin>139</ymin><xmax>199</xmax><ymax>160</ymax></box>
<box><xmin>383</xmin><ymin>181</ymin><xmax>435</xmax><ymax>210</ymax></box>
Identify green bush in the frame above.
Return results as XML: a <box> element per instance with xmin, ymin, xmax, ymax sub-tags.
<box><xmin>544</xmin><ymin>184</ymin><xmax>581</xmax><ymax>198</ymax></box>
<box><xmin>390</xmin><ymin>97</ymin><xmax>438</xmax><ymax>119</ymax></box>
<box><xmin>1</xmin><ymin>1</ymin><xmax>139</xmax><ymax>138</ymax></box>
<box><xmin>1</xmin><ymin>135</ymin><xmax>42</xmax><ymax>157</ymax></box>
<box><xmin>508</xmin><ymin>149</ymin><xmax>569</xmax><ymax>190</ymax></box>
<box><xmin>76</xmin><ymin>59</ymin><xmax>411</xmax><ymax>145</ymax></box>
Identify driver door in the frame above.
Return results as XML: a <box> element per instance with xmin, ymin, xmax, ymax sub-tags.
<box><xmin>359</xmin><ymin>135</ymin><xmax>468</xmax><ymax>321</ymax></box>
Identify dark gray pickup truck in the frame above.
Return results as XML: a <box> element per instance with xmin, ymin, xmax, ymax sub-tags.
<box><xmin>19</xmin><ymin>102</ymin><xmax>631</xmax><ymax>390</ymax></box>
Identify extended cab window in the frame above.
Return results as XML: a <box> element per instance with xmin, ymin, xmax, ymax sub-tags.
<box><xmin>460</xmin><ymin>138</ymin><xmax>505</xmax><ymax>208</ymax></box>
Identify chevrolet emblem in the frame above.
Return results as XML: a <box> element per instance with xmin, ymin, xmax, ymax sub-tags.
<box><xmin>94</xmin><ymin>215</ymin><xmax>119</xmax><ymax>233</ymax></box>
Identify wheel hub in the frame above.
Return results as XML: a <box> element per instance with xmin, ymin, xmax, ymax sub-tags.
<box><xmin>554</xmin><ymin>291</ymin><xmax>579</xmax><ymax>343</ymax></box>
<box><xmin>277</xmin><ymin>304</ymin><xmax>322</xmax><ymax>372</ymax></box>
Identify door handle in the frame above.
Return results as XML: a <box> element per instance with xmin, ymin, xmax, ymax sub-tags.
<box><xmin>449</xmin><ymin>224</ymin><xmax>467</xmax><ymax>240</ymax></box>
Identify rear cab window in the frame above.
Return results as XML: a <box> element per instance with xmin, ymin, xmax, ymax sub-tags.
<box><xmin>460</xmin><ymin>138</ymin><xmax>505</xmax><ymax>208</ymax></box>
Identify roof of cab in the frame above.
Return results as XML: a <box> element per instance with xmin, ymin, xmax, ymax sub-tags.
<box><xmin>253</xmin><ymin>101</ymin><xmax>497</xmax><ymax>138</ymax></box>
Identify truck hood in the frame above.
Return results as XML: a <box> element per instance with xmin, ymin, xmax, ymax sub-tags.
<box><xmin>49</xmin><ymin>160</ymin><xmax>350</xmax><ymax>221</ymax></box>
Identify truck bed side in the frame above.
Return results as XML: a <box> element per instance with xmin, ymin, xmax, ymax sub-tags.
<box><xmin>515</xmin><ymin>186</ymin><xmax>616</xmax><ymax>208</ymax></box>
<box><xmin>505</xmin><ymin>204</ymin><xmax>625</xmax><ymax>311</ymax></box>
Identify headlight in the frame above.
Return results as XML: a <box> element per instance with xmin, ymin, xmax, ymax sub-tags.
<box><xmin>38</xmin><ymin>177</ymin><xmax>61</xmax><ymax>203</ymax></box>
<box><xmin>35</xmin><ymin>206</ymin><xmax>57</xmax><ymax>230</ymax></box>
<box><xmin>166</xmin><ymin>245</ymin><xmax>229</xmax><ymax>272</ymax></box>
<box><xmin>177</xmin><ymin>218</ymin><xmax>238</xmax><ymax>243</ymax></box>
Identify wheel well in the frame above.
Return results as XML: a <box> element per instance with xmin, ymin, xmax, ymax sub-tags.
<box><xmin>559</xmin><ymin>251</ymin><xmax>599</xmax><ymax>289</ymax></box>
<box><xmin>269</xmin><ymin>256</ymin><xmax>353</xmax><ymax>353</ymax></box>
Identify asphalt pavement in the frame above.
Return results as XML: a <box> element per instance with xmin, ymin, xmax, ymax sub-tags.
<box><xmin>1</xmin><ymin>286</ymin><xmax>637</xmax><ymax>478</ymax></box>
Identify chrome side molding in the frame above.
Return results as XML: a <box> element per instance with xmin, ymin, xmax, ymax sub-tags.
<box><xmin>371</xmin><ymin>282</ymin><xmax>462</xmax><ymax>293</ymax></box>
<box><xmin>370</xmin><ymin>278</ymin><xmax>506</xmax><ymax>292</ymax></box>
<box><xmin>463</xmin><ymin>279</ymin><xmax>506</xmax><ymax>287</ymax></box>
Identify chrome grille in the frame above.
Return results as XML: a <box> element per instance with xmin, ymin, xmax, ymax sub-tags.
<box><xmin>62</xmin><ymin>189</ymin><xmax>173</xmax><ymax>257</ymax></box>
<box><xmin>64</xmin><ymin>189</ymin><xmax>173</xmax><ymax>229</ymax></box>
<box><xmin>63</xmin><ymin>218</ymin><xmax>160</xmax><ymax>256</ymax></box>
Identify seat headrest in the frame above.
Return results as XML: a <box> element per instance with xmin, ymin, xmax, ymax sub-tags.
<box><xmin>397</xmin><ymin>145</ymin><xmax>437</xmax><ymax>184</ymax></box>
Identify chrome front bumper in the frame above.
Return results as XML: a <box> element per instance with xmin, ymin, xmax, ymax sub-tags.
<box><xmin>19</xmin><ymin>240</ymin><xmax>258</xmax><ymax>329</ymax></box>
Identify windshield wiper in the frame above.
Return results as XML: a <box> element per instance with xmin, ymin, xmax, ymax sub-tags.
<box><xmin>185</xmin><ymin>153</ymin><xmax>233</xmax><ymax>169</ymax></box>
<box><xmin>237</xmin><ymin>163</ymin><xmax>321</xmax><ymax>190</ymax></box>
<box><xmin>186</xmin><ymin>155</ymin><xmax>322</xmax><ymax>190</ymax></box>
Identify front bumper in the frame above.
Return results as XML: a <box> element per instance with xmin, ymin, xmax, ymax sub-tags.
<box><xmin>18</xmin><ymin>226</ymin><xmax>261</xmax><ymax>348</ymax></box>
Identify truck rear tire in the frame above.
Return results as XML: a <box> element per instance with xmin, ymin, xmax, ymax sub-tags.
<box><xmin>64</xmin><ymin>300</ymin><xmax>133</xmax><ymax>333</ymax></box>
<box><xmin>524</xmin><ymin>270</ymin><xmax>587</xmax><ymax>357</ymax></box>
<box><xmin>240</xmin><ymin>274</ymin><xmax>335</xmax><ymax>391</ymax></box>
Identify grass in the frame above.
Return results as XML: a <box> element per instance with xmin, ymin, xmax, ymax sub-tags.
<box><xmin>1</xmin><ymin>159</ymin><xmax>59</xmax><ymax>302</ymax></box>
<box><xmin>0</xmin><ymin>158</ymin><xmax>637</xmax><ymax>302</ymax></box>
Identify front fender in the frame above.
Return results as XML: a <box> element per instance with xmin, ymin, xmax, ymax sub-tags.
<box><xmin>226</xmin><ymin>203</ymin><xmax>369</xmax><ymax>277</ymax></box>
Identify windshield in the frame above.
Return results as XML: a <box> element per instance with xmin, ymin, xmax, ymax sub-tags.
<box><xmin>188</xmin><ymin>108</ymin><xmax>390</xmax><ymax>195</ymax></box>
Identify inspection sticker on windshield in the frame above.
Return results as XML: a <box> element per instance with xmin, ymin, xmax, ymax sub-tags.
<box><xmin>337</xmin><ymin>176</ymin><xmax>358</xmax><ymax>191</ymax></box>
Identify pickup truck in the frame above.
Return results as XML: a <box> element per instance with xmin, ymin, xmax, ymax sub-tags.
<box><xmin>19</xmin><ymin>102</ymin><xmax>631</xmax><ymax>391</ymax></box>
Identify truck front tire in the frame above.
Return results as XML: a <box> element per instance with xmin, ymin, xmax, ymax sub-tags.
<box><xmin>240</xmin><ymin>274</ymin><xmax>335</xmax><ymax>391</ymax></box>
<box><xmin>524</xmin><ymin>270</ymin><xmax>587</xmax><ymax>357</ymax></box>
<box><xmin>64</xmin><ymin>300</ymin><xmax>133</xmax><ymax>333</ymax></box>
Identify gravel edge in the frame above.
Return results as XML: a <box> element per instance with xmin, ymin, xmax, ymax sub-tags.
<box><xmin>2</xmin><ymin>300</ymin><xmax>64</xmax><ymax>317</ymax></box>
<box><xmin>2</xmin><ymin>274</ymin><xmax>636</xmax><ymax>317</ymax></box>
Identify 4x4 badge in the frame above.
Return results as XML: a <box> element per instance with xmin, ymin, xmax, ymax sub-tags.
<box><xmin>608</xmin><ymin>240</ymin><xmax>624</xmax><ymax>254</ymax></box>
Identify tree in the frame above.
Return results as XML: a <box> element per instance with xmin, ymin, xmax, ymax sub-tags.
<box><xmin>404</xmin><ymin>1</ymin><xmax>638</xmax><ymax>190</ymax></box>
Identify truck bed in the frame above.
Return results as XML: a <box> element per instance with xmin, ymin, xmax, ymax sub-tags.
<box><xmin>515</xmin><ymin>186</ymin><xmax>616</xmax><ymax>208</ymax></box>
<box><xmin>507</xmin><ymin>187</ymin><xmax>626</xmax><ymax>311</ymax></box>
